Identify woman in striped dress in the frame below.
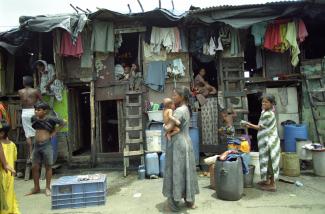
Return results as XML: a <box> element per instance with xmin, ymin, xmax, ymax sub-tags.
<box><xmin>245</xmin><ymin>94</ymin><xmax>280</xmax><ymax>192</ymax></box>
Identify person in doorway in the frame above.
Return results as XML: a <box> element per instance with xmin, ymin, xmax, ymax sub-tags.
<box><xmin>0</xmin><ymin>120</ymin><xmax>20</xmax><ymax>214</ymax></box>
<box><xmin>35</xmin><ymin>60</ymin><xmax>63</xmax><ymax>102</ymax></box>
<box><xmin>162</xmin><ymin>98</ymin><xmax>180</xmax><ymax>141</ymax></box>
<box><xmin>18</xmin><ymin>76</ymin><xmax>42</xmax><ymax>162</ymax></box>
<box><xmin>123</xmin><ymin>64</ymin><xmax>131</xmax><ymax>80</ymax></box>
<box><xmin>244</xmin><ymin>94</ymin><xmax>280</xmax><ymax>192</ymax></box>
<box><xmin>129</xmin><ymin>63</ymin><xmax>142</xmax><ymax>91</ymax></box>
<box><xmin>26</xmin><ymin>101</ymin><xmax>66</xmax><ymax>197</ymax></box>
<box><xmin>194</xmin><ymin>68</ymin><xmax>217</xmax><ymax>97</ymax></box>
<box><xmin>163</xmin><ymin>86</ymin><xmax>199</xmax><ymax>212</ymax></box>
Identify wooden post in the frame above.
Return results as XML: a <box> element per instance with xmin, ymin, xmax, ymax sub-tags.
<box><xmin>171</xmin><ymin>0</ymin><xmax>174</xmax><ymax>10</ymax></box>
<box><xmin>137</xmin><ymin>0</ymin><xmax>144</xmax><ymax>12</ymax></box>
<box><xmin>127</xmin><ymin>4</ymin><xmax>132</xmax><ymax>13</ymax></box>
<box><xmin>90</xmin><ymin>80</ymin><xmax>96</xmax><ymax>166</ymax></box>
<box><xmin>158</xmin><ymin>0</ymin><xmax>161</xmax><ymax>8</ymax></box>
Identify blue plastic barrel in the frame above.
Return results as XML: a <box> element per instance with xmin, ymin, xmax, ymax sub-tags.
<box><xmin>159</xmin><ymin>153</ymin><xmax>166</xmax><ymax>177</ymax></box>
<box><xmin>145</xmin><ymin>153</ymin><xmax>159</xmax><ymax>176</ymax></box>
<box><xmin>148</xmin><ymin>122</ymin><xmax>166</xmax><ymax>152</ymax></box>
<box><xmin>51</xmin><ymin>135</ymin><xmax>58</xmax><ymax>163</ymax></box>
<box><xmin>284</xmin><ymin>124</ymin><xmax>308</xmax><ymax>152</ymax></box>
<box><xmin>189</xmin><ymin>127</ymin><xmax>200</xmax><ymax>165</ymax></box>
<box><xmin>190</xmin><ymin>112</ymin><xmax>199</xmax><ymax>128</ymax></box>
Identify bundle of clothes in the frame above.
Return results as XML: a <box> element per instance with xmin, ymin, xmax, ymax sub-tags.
<box><xmin>251</xmin><ymin>19</ymin><xmax>308</xmax><ymax>67</ymax></box>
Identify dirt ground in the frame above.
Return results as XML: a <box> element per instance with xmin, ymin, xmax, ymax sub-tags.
<box><xmin>15</xmin><ymin>169</ymin><xmax>325</xmax><ymax>214</ymax></box>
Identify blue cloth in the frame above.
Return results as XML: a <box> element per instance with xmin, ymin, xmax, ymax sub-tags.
<box><xmin>226</xmin><ymin>153</ymin><xmax>250</xmax><ymax>174</ymax></box>
<box><xmin>145</xmin><ymin>61</ymin><xmax>168</xmax><ymax>92</ymax></box>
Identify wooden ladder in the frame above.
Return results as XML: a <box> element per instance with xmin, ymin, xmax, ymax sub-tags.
<box><xmin>123</xmin><ymin>91</ymin><xmax>144</xmax><ymax>177</ymax></box>
<box><xmin>302</xmin><ymin>71</ymin><xmax>325</xmax><ymax>145</ymax></box>
<box><xmin>219</xmin><ymin>57</ymin><xmax>249</xmax><ymax>135</ymax></box>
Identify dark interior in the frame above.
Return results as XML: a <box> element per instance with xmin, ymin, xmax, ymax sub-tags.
<box><xmin>192</xmin><ymin>57</ymin><xmax>218</xmax><ymax>90</ymax></box>
<box><xmin>302</xmin><ymin>18</ymin><xmax>325</xmax><ymax>59</ymax></box>
<box><xmin>247</xmin><ymin>92</ymin><xmax>263</xmax><ymax>152</ymax></box>
<box><xmin>115</xmin><ymin>33</ymin><xmax>139</xmax><ymax>66</ymax></box>
<box><xmin>100</xmin><ymin>100</ymin><xmax>119</xmax><ymax>153</ymax></box>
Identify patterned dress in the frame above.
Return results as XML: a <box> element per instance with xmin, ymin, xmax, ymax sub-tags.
<box><xmin>162</xmin><ymin>105</ymin><xmax>199</xmax><ymax>206</ymax></box>
<box><xmin>257</xmin><ymin>110</ymin><xmax>281</xmax><ymax>180</ymax></box>
<box><xmin>0</xmin><ymin>141</ymin><xmax>20</xmax><ymax>214</ymax></box>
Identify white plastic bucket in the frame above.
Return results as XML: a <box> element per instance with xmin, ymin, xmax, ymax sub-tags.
<box><xmin>147</xmin><ymin>110</ymin><xmax>163</xmax><ymax>122</ymax></box>
<box><xmin>145</xmin><ymin>130</ymin><xmax>162</xmax><ymax>152</ymax></box>
<box><xmin>249</xmin><ymin>152</ymin><xmax>261</xmax><ymax>182</ymax></box>
<box><xmin>296</xmin><ymin>140</ymin><xmax>312</xmax><ymax>160</ymax></box>
<box><xmin>312</xmin><ymin>150</ymin><xmax>325</xmax><ymax>177</ymax></box>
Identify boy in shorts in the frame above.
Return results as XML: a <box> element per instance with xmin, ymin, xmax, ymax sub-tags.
<box><xmin>26</xmin><ymin>101</ymin><xmax>66</xmax><ymax>196</ymax></box>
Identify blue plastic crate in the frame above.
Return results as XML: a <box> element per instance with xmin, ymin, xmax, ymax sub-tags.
<box><xmin>51</xmin><ymin>174</ymin><xmax>107</xmax><ymax>210</ymax></box>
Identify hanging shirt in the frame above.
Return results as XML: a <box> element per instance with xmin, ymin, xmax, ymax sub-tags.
<box><xmin>145</xmin><ymin>61</ymin><xmax>168</xmax><ymax>92</ymax></box>
<box><xmin>264</xmin><ymin>23</ymin><xmax>282</xmax><ymax>51</ymax></box>
<box><xmin>150</xmin><ymin>27</ymin><xmax>180</xmax><ymax>53</ymax></box>
<box><xmin>274</xmin><ymin>23</ymin><xmax>289</xmax><ymax>53</ymax></box>
<box><xmin>60</xmin><ymin>31</ymin><xmax>83</xmax><ymax>57</ymax></box>
<box><xmin>91</xmin><ymin>21</ymin><xmax>114</xmax><ymax>53</ymax></box>
<box><xmin>285</xmin><ymin>22</ymin><xmax>300</xmax><ymax>67</ymax></box>
<box><xmin>230</xmin><ymin>28</ymin><xmax>241</xmax><ymax>56</ymax></box>
<box><xmin>251</xmin><ymin>22</ymin><xmax>268</xmax><ymax>46</ymax></box>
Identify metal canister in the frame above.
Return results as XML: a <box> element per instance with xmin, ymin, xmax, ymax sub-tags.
<box><xmin>138</xmin><ymin>165</ymin><xmax>146</xmax><ymax>180</ymax></box>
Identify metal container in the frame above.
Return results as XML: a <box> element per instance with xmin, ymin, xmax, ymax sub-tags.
<box><xmin>138</xmin><ymin>165</ymin><xmax>146</xmax><ymax>180</ymax></box>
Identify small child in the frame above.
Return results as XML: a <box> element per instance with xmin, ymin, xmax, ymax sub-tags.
<box><xmin>26</xmin><ymin>101</ymin><xmax>66</xmax><ymax>197</ymax></box>
<box><xmin>218</xmin><ymin>108</ymin><xmax>237</xmax><ymax>138</ymax></box>
<box><xmin>0</xmin><ymin>120</ymin><xmax>20</xmax><ymax>214</ymax></box>
<box><xmin>163</xmin><ymin>98</ymin><xmax>181</xmax><ymax>141</ymax></box>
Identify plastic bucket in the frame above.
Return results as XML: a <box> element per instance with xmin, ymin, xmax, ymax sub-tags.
<box><xmin>249</xmin><ymin>152</ymin><xmax>261</xmax><ymax>182</ymax></box>
<box><xmin>283</xmin><ymin>153</ymin><xmax>300</xmax><ymax>177</ymax></box>
<box><xmin>244</xmin><ymin>165</ymin><xmax>255</xmax><ymax>188</ymax></box>
<box><xmin>296</xmin><ymin>140</ymin><xmax>312</xmax><ymax>160</ymax></box>
<box><xmin>312</xmin><ymin>150</ymin><xmax>325</xmax><ymax>176</ymax></box>
<box><xmin>189</xmin><ymin>127</ymin><xmax>200</xmax><ymax>165</ymax></box>
<box><xmin>284</xmin><ymin>124</ymin><xmax>308</xmax><ymax>152</ymax></box>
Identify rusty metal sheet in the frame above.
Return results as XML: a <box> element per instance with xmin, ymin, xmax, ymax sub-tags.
<box><xmin>95</xmin><ymin>83</ymin><xmax>128</xmax><ymax>101</ymax></box>
<box><xmin>95</xmin><ymin>53</ymin><xmax>114</xmax><ymax>87</ymax></box>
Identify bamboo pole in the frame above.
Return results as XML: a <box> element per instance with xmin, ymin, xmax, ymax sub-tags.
<box><xmin>90</xmin><ymin>80</ymin><xmax>96</xmax><ymax>166</ymax></box>
<box><xmin>137</xmin><ymin>0</ymin><xmax>144</xmax><ymax>12</ymax></box>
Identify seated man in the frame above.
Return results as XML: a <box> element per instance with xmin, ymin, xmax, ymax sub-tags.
<box><xmin>194</xmin><ymin>68</ymin><xmax>217</xmax><ymax>96</ymax></box>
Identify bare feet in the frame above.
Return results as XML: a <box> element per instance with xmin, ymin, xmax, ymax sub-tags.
<box><xmin>25</xmin><ymin>188</ymin><xmax>41</xmax><ymax>196</ymax></box>
<box><xmin>186</xmin><ymin>202</ymin><xmax>197</xmax><ymax>209</ymax></box>
<box><xmin>45</xmin><ymin>188</ymin><xmax>51</xmax><ymax>196</ymax></box>
<box><xmin>257</xmin><ymin>180</ymin><xmax>270</xmax><ymax>186</ymax></box>
<box><xmin>259</xmin><ymin>184</ymin><xmax>276</xmax><ymax>192</ymax></box>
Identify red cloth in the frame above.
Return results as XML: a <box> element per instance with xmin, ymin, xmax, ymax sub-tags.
<box><xmin>60</xmin><ymin>31</ymin><xmax>83</xmax><ymax>57</ymax></box>
<box><xmin>264</xmin><ymin>23</ymin><xmax>282</xmax><ymax>51</ymax></box>
<box><xmin>298</xmin><ymin>19</ymin><xmax>308</xmax><ymax>43</ymax></box>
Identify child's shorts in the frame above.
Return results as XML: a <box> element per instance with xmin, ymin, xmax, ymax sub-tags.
<box><xmin>32</xmin><ymin>139</ymin><xmax>53</xmax><ymax>166</ymax></box>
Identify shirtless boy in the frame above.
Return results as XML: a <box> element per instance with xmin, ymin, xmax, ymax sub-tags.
<box><xmin>163</xmin><ymin>98</ymin><xmax>181</xmax><ymax>141</ymax></box>
<box><xmin>18</xmin><ymin>76</ymin><xmax>42</xmax><ymax>161</ymax></box>
<box><xmin>26</xmin><ymin>101</ymin><xmax>65</xmax><ymax>196</ymax></box>
<box><xmin>218</xmin><ymin>108</ymin><xmax>237</xmax><ymax>138</ymax></box>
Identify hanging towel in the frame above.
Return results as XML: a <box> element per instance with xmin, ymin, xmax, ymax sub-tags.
<box><xmin>285</xmin><ymin>22</ymin><xmax>300</xmax><ymax>67</ymax></box>
<box><xmin>298</xmin><ymin>19</ymin><xmax>308</xmax><ymax>43</ymax></box>
<box><xmin>251</xmin><ymin>22</ymin><xmax>267</xmax><ymax>46</ymax></box>
<box><xmin>81</xmin><ymin>27</ymin><xmax>93</xmax><ymax>68</ymax></box>
<box><xmin>145</xmin><ymin>61</ymin><xmax>168</xmax><ymax>92</ymax></box>
<box><xmin>264</xmin><ymin>23</ymin><xmax>282</xmax><ymax>51</ymax></box>
<box><xmin>230</xmin><ymin>28</ymin><xmax>241</xmax><ymax>56</ymax></box>
<box><xmin>91</xmin><ymin>21</ymin><xmax>114</xmax><ymax>53</ymax></box>
<box><xmin>60</xmin><ymin>31</ymin><xmax>83</xmax><ymax>57</ymax></box>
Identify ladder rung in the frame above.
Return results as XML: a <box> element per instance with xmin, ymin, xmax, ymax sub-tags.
<box><xmin>126</xmin><ymin>138</ymin><xmax>143</xmax><ymax>144</ymax></box>
<box><xmin>309</xmin><ymin>88</ymin><xmax>325</xmax><ymax>93</ymax></box>
<box><xmin>126</xmin><ymin>126</ymin><xmax>143</xmax><ymax>131</ymax></box>
<box><xmin>124</xmin><ymin>150</ymin><xmax>144</xmax><ymax>157</ymax></box>
<box><xmin>126</xmin><ymin>114</ymin><xmax>142</xmax><ymax>119</ymax></box>
<box><xmin>224</xmin><ymin>91</ymin><xmax>246</xmax><ymax>97</ymax></box>
<box><xmin>223</xmin><ymin>77</ymin><xmax>246</xmax><ymax>81</ymax></box>
<box><xmin>314</xmin><ymin>102</ymin><xmax>325</xmax><ymax>106</ymax></box>
<box><xmin>126</xmin><ymin>103</ymin><xmax>142</xmax><ymax>107</ymax></box>
<box><xmin>305</xmin><ymin>74</ymin><xmax>323</xmax><ymax>80</ymax></box>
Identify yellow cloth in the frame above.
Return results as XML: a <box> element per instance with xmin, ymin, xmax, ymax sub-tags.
<box><xmin>0</xmin><ymin>141</ymin><xmax>20</xmax><ymax>214</ymax></box>
<box><xmin>274</xmin><ymin>24</ymin><xmax>289</xmax><ymax>53</ymax></box>
<box><xmin>285</xmin><ymin>22</ymin><xmax>300</xmax><ymax>67</ymax></box>
<box><xmin>227</xmin><ymin>140</ymin><xmax>250</xmax><ymax>153</ymax></box>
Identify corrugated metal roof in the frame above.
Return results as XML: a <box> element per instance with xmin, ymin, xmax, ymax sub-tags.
<box><xmin>189</xmin><ymin>0</ymin><xmax>304</xmax><ymax>14</ymax></box>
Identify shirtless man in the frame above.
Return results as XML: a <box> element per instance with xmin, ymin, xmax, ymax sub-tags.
<box><xmin>194</xmin><ymin>68</ymin><xmax>217</xmax><ymax>96</ymax></box>
<box><xmin>18</xmin><ymin>76</ymin><xmax>42</xmax><ymax>161</ymax></box>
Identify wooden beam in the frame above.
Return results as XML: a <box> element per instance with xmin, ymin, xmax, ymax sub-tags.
<box><xmin>90</xmin><ymin>80</ymin><xmax>96</xmax><ymax>166</ymax></box>
<box><xmin>158</xmin><ymin>0</ymin><xmax>161</xmax><ymax>8</ymax></box>
<box><xmin>127</xmin><ymin>4</ymin><xmax>132</xmax><ymax>13</ymax></box>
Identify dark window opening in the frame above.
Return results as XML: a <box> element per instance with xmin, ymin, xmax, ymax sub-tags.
<box><xmin>192</xmin><ymin>57</ymin><xmax>218</xmax><ymax>90</ymax></box>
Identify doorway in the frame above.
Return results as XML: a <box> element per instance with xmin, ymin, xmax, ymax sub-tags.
<box><xmin>247</xmin><ymin>92</ymin><xmax>263</xmax><ymax>152</ymax></box>
<box><xmin>68</xmin><ymin>85</ymin><xmax>91</xmax><ymax>156</ymax></box>
<box><xmin>100</xmin><ymin>100</ymin><xmax>119</xmax><ymax>153</ymax></box>
<box><xmin>192</xmin><ymin>57</ymin><xmax>218</xmax><ymax>90</ymax></box>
